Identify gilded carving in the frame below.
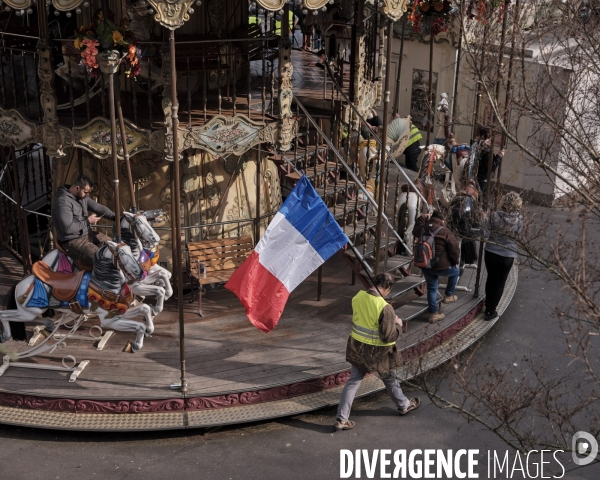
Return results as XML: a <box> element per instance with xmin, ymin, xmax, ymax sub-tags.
<box><xmin>145</xmin><ymin>0</ymin><xmax>197</xmax><ymax>30</ymax></box>
<box><xmin>0</xmin><ymin>108</ymin><xmax>38</xmax><ymax>149</ymax></box>
<box><xmin>73</xmin><ymin>117</ymin><xmax>152</xmax><ymax>160</ymax></box>
<box><xmin>278</xmin><ymin>37</ymin><xmax>294</xmax><ymax>152</ymax></box>
<box><xmin>181</xmin><ymin>114</ymin><xmax>279</xmax><ymax>157</ymax></box>
<box><xmin>4</xmin><ymin>0</ymin><xmax>32</xmax><ymax>9</ymax></box>
<box><xmin>255</xmin><ymin>0</ymin><xmax>329</xmax><ymax>10</ymax></box>
<box><xmin>160</xmin><ymin>44</ymin><xmax>175</xmax><ymax>161</ymax></box>
<box><xmin>379</xmin><ymin>0</ymin><xmax>410</xmax><ymax>22</ymax></box>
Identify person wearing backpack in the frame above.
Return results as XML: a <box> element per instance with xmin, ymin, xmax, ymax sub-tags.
<box><xmin>412</xmin><ymin>210</ymin><xmax>461</xmax><ymax>323</ymax></box>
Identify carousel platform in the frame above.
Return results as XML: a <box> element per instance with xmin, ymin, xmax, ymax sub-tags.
<box><xmin>0</xmin><ymin>249</ymin><xmax>517</xmax><ymax>431</ymax></box>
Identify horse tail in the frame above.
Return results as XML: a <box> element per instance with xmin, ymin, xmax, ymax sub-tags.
<box><xmin>3</xmin><ymin>283</ymin><xmax>27</xmax><ymax>342</ymax></box>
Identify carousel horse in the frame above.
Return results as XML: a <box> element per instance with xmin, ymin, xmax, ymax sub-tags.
<box><xmin>0</xmin><ymin>241</ymin><xmax>155</xmax><ymax>352</ymax></box>
<box><xmin>397</xmin><ymin>144</ymin><xmax>446</xmax><ymax>254</ymax></box>
<box><xmin>119</xmin><ymin>211</ymin><xmax>173</xmax><ymax>314</ymax></box>
<box><xmin>353</xmin><ymin>115</ymin><xmax>412</xmax><ymax>183</ymax></box>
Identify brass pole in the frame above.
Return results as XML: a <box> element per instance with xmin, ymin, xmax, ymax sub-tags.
<box><xmin>10</xmin><ymin>146</ymin><xmax>31</xmax><ymax>274</ymax></box>
<box><xmin>115</xmin><ymin>75</ymin><xmax>137</xmax><ymax>213</ymax></box>
<box><xmin>169</xmin><ymin>29</ymin><xmax>188</xmax><ymax>393</ymax></box>
<box><xmin>451</xmin><ymin>0</ymin><xmax>464</xmax><ymax>134</ymax></box>
<box><xmin>393</xmin><ymin>17</ymin><xmax>406</xmax><ymax>115</ymax></box>
<box><xmin>426</xmin><ymin>31</ymin><xmax>434</xmax><ymax>146</ymax></box>
<box><xmin>373</xmin><ymin>19</ymin><xmax>393</xmax><ymax>276</ymax></box>
<box><xmin>107</xmin><ymin>72</ymin><xmax>121</xmax><ymax>242</ymax></box>
<box><xmin>473</xmin><ymin>0</ymin><xmax>510</xmax><ymax>298</ymax></box>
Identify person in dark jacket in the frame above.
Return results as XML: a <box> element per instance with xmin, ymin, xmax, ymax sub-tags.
<box><xmin>51</xmin><ymin>175</ymin><xmax>115</xmax><ymax>266</ymax></box>
<box><xmin>412</xmin><ymin>210</ymin><xmax>461</xmax><ymax>323</ymax></box>
<box><xmin>476</xmin><ymin>129</ymin><xmax>505</xmax><ymax>193</ymax></box>
<box><xmin>335</xmin><ymin>273</ymin><xmax>421</xmax><ymax>431</ymax></box>
<box><xmin>482</xmin><ymin>192</ymin><xmax>523</xmax><ymax>321</ymax></box>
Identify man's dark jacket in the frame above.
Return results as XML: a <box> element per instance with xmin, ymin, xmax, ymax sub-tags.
<box><xmin>52</xmin><ymin>185</ymin><xmax>115</xmax><ymax>242</ymax></box>
<box><xmin>412</xmin><ymin>216</ymin><xmax>460</xmax><ymax>270</ymax></box>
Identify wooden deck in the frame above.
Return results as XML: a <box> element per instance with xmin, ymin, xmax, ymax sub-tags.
<box><xmin>0</xmin><ymin>249</ymin><xmax>485</xmax><ymax>400</ymax></box>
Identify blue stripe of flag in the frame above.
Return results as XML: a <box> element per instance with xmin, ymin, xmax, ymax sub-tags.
<box><xmin>278</xmin><ymin>176</ymin><xmax>348</xmax><ymax>261</ymax></box>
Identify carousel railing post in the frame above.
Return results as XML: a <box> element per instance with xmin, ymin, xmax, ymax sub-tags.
<box><xmin>169</xmin><ymin>28</ymin><xmax>188</xmax><ymax>394</ymax></box>
<box><xmin>373</xmin><ymin>18</ymin><xmax>393</xmax><ymax>276</ymax></box>
<box><xmin>451</xmin><ymin>0</ymin><xmax>464</xmax><ymax>133</ymax></box>
<box><xmin>115</xmin><ymin>74</ymin><xmax>137</xmax><ymax>213</ymax></box>
<box><xmin>99</xmin><ymin>51</ymin><xmax>122</xmax><ymax>243</ymax></box>
<box><xmin>474</xmin><ymin>0</ymin><xmax>510</xmax><ymax>298</ymax></box>
<box><xmin>10</xmin><ymin>146</ymin><xmax>31</xmax><ymax>274</ymax></box>
<box><xmin>393</xmin><ymin>16</ymin><xmax>406</xmax><ymax>115</ymax></box>
<box><xmin>426</xmin><ymin>29</ymin><xmax>434</xmax><ymax>147</ymax></box>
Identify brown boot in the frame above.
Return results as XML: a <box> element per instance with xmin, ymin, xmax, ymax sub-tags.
<box><xmin>442</xmin><ymin>295</ymin><xmax>458</xmax><ymax>304</ymax></box>
<box><xmin>429</xmin><ymin>312</ymin><xmax>445</xmax><ymax>323</ymax></box>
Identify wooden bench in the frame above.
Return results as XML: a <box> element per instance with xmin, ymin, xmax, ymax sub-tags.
<box><xmin>187</xmin><ymin>236</ymin><xmax>254</xmax><ymax>316</ymax></box>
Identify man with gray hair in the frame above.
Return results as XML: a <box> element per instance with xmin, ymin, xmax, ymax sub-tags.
<box><xmin>51</xmin><ymin>175</ymin><xmax>115</xmax><ymax>267</ymax></box>
<box><xmin>335</xmin><ymin>273</ymin><xmax>421</xmax><ymax>431</ymax></box>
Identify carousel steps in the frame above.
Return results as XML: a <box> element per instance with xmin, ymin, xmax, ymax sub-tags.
<box><xmin>359</xmin><ymin>255</ymin><xmax>414</xmax><ymax>280</ymax></box>
<box><xmin>395</xmin><ymin>293</ymin><xmax>442</xmax><ymax>322</ymax></box>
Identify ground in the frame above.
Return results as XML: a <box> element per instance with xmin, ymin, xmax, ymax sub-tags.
<box><xmin>0</xmin><ymin>255</ymin><xmax>599</xmax><ymax>480</ymax></box>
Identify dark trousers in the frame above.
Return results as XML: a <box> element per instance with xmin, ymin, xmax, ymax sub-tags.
<box><xmin>403</xmin><ymin>142</ymin><xmax>421</xmax><ymax>172</ymax></box>
<box><xmin>484</xmin><ymin>250</ymin><xmax>514</xmax><ymax>314</ymax></box>
<box><xmin>63</xmin><ymin>231</ymin><xmax>111</xmax><ymax>265</ymax></box>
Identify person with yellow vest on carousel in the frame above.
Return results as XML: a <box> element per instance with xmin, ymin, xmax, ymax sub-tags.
<box><xmin>335</xmin><ymin>273</ymin><xmax>421</xmax><ymax>431</ymax></box>
<box><xmin>403</xmin><ymin>123</ymin><xmax>423</xmax><ymax>172</ymax></box>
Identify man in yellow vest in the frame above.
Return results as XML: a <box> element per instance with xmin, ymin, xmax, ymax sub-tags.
<box><xmin>335</xmin><ymin>273</ymin><xmax>421</xmax><ymax>430</ymax></box>
<box><xmin>402</xmin><ymin>123</ymin><xmax>423</xmax><ymax>172</ymax></box>
<box><xmin>274</xmin><ymin>8</ymin><xmax>298</xmax><ymax>36</ymax></box>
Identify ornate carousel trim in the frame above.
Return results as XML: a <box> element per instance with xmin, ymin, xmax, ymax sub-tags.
<box><xmin>73</xmin><ymin>117</ymin><xmax>154</xmax><ymax>160</ymax></box>
<box><xmin>0</xmin><ymin>108</ymin><xmax>39</xmax><ymax>150</ymax></box>
<box><xmin>181</xmin><ymin>114</ymin><xmax>280</xmax><ymax>157</ymax></box>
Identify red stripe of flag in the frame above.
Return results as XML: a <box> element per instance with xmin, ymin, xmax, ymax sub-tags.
<box><xmin>225</xmin><ymin>251</ymin><xmax>290</xmax><ymax>333</ymax></box>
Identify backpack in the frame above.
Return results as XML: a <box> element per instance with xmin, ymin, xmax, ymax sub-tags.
<box><xmin>413</xmin><ymin>225</ymin><xmax>444</xmax><ymax>269</ymax></box>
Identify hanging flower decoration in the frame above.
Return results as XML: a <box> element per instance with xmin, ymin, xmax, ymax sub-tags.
<box><xmin>408</xmin><ymin>1</ymin><xmax>454</xmax><ymax>36</ymax></box>
<box><xmin>74</xmin><ymin>8</ymin><xmax>142</xmax><ymax>78</ymax></box>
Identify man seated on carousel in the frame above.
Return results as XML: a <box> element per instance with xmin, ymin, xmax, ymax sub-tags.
<box><xmin>51</xmin><ymin>175</ymin><xmax>116</xmax><ymax>267</ymax></box>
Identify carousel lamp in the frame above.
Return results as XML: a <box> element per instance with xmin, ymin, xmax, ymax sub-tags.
<box><xmin>148</xmin><ymin>8</ymin><xmax>154</xmax><ymax>13</ymax></box>
<box><xmin>278</xmin><ymin>9</ymin><xmax>283</xmax><ymax>14</ymax></box>
<box><xmin>321</xmin><ymin>6</ymin><xmax>327</xmax><ymax>11</ymax></box>
<box><xmin>53</xmin><ymin>9</ymin><xmax>59</xmax><ymax>14</ymax></box>
<box><xmin>302</xmin><ymin>8</ymin><xmax>307</xmax><ymax>14</ymax></box>
<box><xmin>26</xmin><ymin>7</ymin><xmax>33</xmax><ymax>13</ymax></box>
<box><xmin>258</xmin><ymin>8</ymin><xmax>264</xmax><ymax>14</ymax></box>
<box><xmin>188</xmin><ymin>7</ymin><xmax>194</xmax><ymax>13</ymax></box>
<box><xmin>196</xmin><ymin>0</ymin><xmax>202</xmax><ymax>5</ymax></box>
<box><xmin>83</xmin><ymin>0</ymin><xmax>89</xmax><ymax>4</ymax></box>
<box><xmin>15</xmin><ymin>9</ymin><xmax>22</xmax><ymax>15</ymax></box>
<box><xmin>4</xmin><ymin>5</ymin><xmax>10</xmax><ymax>10</ymax></box>
<box><xmin>312</xmin><ymin>9</ymin><xmax>318</xmax><ymax>14</ymax></box>
<box><xmin>75</xmin><ymin>7</ymin><xmax>81</xmax><ymax>13</ymax></box>
<box><xmin>267</xmin><ymin>11</ymin><xmax>274</xmax><ymax>17</ymax></box>
<box><xmin>329</xmin><ymin>0</ymin><xmax>334</xmax><ymax>3</ymax></box>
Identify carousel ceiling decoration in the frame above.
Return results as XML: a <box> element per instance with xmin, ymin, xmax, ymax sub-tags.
<box><xmin>379</xmin><ymin>0</ymin><xmax>410</xmax><ymax>22</ymax></box>
<box><xmin>3</xmin><ymin>0</ymin><xmax>32</xmax><ymax>12</ymax></box>
<box><xmin>255</xmin><ymin>0</ymin><xmax>330</xmax><ymax>12</ymax></box>
<box><xmin>144</xmin><ymin>0</ymin><xmax>199</xmax><ymax>29</ymax></box>
<box><xmin>181</xmin><ymin>115</ymin><xmax>279</xmax><ymax>157</ymax></box>
<box><xmin>51</xmin><ymin>0</ymin><xmax>85</xmax><ymax>12</ymax></box>
<box><xmin>73</xmin><ymin>117</ymin><xmax>153</xmax><ymax>160</ymax></box>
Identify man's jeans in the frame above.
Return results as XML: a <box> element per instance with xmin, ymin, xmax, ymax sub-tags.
<box><xmin>421</xmin><ymin>266</ymin><xmax>460</xmax><ymax>313</ymax></box>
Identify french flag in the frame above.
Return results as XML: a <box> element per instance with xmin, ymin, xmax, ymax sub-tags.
<box><xmin>226</xmin><ymin>176</ymin><xmax>348</xmax><ymax>333</ymax></box>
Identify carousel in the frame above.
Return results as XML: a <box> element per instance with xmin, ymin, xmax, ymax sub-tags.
<box><xmin>0</xmin><ymin>0</ymin><xmax>517</xmax><ymax>430</ymax></box>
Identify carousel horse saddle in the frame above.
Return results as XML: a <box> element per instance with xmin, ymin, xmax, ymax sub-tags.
<box><xmin>32</xmin><ymin>261</ymin><xmax>85</xmax><ymax>302</ymax></box>
<box><xmin>55</xmin><ymin>239</ymin><xmax>93</xmax><ymax>272</ymax></box>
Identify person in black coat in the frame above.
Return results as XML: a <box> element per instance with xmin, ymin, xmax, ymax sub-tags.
<box><xmin>476</xmin><ymin>129</ymin><xmax>505</xmax><ymax>193</ymax></box>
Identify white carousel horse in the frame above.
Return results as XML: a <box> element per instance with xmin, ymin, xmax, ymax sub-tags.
<box><xmin>0</xmin><ymin>241</ymin><xmax>155</xmax><ymax>352</ymax></box>
<box><xmin>119</xmin><ymin>211</ymin><xmax>173</xmax><ymax>314</ymax></box>
<box><xmin>397</xmin><ymin>144</ymin><xmax>446</xmax><ymax>253</ymax></box>
<box><xmin>356</xmin><ymin>116</ymin><xmax>412</xmax><ymax>182</ymax></box>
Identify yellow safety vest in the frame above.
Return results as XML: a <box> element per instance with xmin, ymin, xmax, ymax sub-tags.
<box><xmin>275</xmin><ymin>11</ymin><xmax>295</xmax><ymax>35</ymax></box>
<box><xmin>350</xmin><ymin>291</ymin><xmax>395</xmax><ymax>347</ymax></box>
<box><xmin>406</xmin><ymin>124</ymin><xmax>422</xmax><ymax>147</ymax></box>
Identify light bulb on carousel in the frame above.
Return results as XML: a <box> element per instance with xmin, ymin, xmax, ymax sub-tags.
<box><xmin>188</xmin><ymin>7</ymin><xmax>194</xmax><ymax>14</ymax></box>
<box><xmin>83</xmin><ymin>1</ymin><xmax>89</xmax><ymax>6</ymax></box>
<box><xmin>66</xmin><ymin>11</ymin><xmax>72</xmax><ymax>17</ymax></box>
<box><xmin>26</xmin><ymin>7</ymin><xmax>33</xmax><ymax>14</ymax></box>
<box><xmin>15</xmin><ymin>9</ymin><xmax>22</xmax><ymax>16</ymax></box>
<box><xmin>302</xmin><ymin>8</ymin><xmax>307</xmax><ymax>14</ymax></box>
<box><xmin>196</xmin><ymin>0</ymin><xmax>202</xmax><ymax>5</ymax></box>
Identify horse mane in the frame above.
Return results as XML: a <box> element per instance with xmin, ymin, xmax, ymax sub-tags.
<box><xmin>117</xmin><ymin>218</ymin><xmax>141</xmax><ymax>259</ymax></box>
<box><xmin>91</xmin><ymin>245</ymin><xmax>123</xmax><ymax>291</ymax></box>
